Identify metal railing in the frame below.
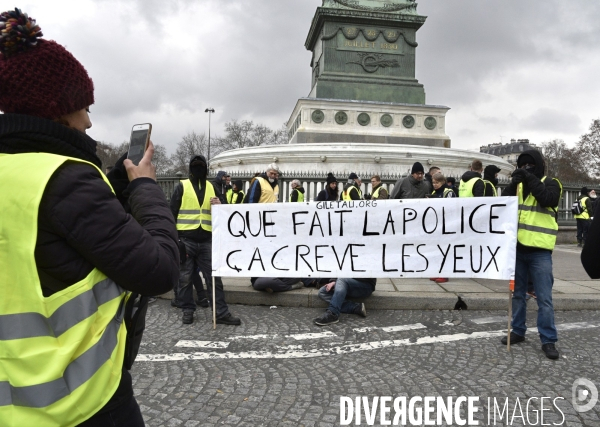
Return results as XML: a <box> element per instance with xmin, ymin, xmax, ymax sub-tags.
<box><xmin>158</xmin><ymin>172</ymin><xmax>596</xmax><ymax>226</ymax></box>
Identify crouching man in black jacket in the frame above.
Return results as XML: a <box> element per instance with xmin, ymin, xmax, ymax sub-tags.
<box><xmin>170</xmin><ymin>155</ymin><xmax>241</xmax><ymax>325</ymax></box>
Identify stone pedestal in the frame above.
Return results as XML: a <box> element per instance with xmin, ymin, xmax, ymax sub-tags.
<box><xmin>287</xmin><ymin>97</ymin><xmax>450</xmax><ymax>147</ymax></box>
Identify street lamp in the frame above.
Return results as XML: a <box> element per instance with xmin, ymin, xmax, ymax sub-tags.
<box><xmin>205</xmin><ymin>108</ymin><xmax>215</xmax><ymax>162</ymax></box>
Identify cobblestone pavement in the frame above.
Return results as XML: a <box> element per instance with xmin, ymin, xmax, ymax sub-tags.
<box><xmin>132</xmin><ymin>303</ymin><xmax>600</xmax><ymax>426</ymax></box>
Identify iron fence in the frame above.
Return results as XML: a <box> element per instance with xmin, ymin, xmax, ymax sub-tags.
<box><xmin>157</xmin><ymin>172</ymin><xmax>597</xmax><ymax>226</ymax></box>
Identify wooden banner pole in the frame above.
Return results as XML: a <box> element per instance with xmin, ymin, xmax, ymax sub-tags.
<box><xmin>212</xmin><ymin>276</ymin><xmax>216</xmax><ymax>330</ymax></box>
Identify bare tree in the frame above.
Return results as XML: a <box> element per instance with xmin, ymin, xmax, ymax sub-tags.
<box><xmin>153</xmin><ymin>144</ymin><xmax>174</xmax><ymax>174</ymax></box>
<box><xmin>170</xmin><ymin>131</ymin><xmax>207</xmax><ymax>175</ymax></box>
<box><xmin>96</xmin><ymin>140</ymin><xmax>128</xmax><ymax>170</ymax></box>
<box><xmin>576</xmin><ymin>119</ymin><xmax>600</xmax><ymax>178</ymax></box>
<box><xmin>542</xmin><ymin>139</ymin><xmax>588</xmax><ymax>182</ymax></box>
<box><xmin>215</xmin><ymin>119</ymin><xmax>288</xmax><ymax>151</ymax></box>
<box><xmin>270</xmin><ymin>123</ymin><xmax>289</xmax><ymax>145</ymax></box>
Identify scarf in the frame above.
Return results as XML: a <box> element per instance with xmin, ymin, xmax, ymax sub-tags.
<box><xmin>0</xmin><ymin>113</ymin><xmax>102</xmax><ymax>168</ymax></box>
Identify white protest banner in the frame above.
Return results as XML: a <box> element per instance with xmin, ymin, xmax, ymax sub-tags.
<box><xmin>212</xmin><ymin>197</ymin><xmax>518</xmax><ymax>280</ymax></box>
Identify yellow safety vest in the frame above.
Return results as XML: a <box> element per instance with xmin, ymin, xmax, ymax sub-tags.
<box><xmin>458</xmin><ymin>177</ymin><xmax>482</xmax><ymax>197</ymax></box>
<box><xmin>574</xmin><ymin>196</ymin><xmax>590</xmax><ymax>220</ymax></box>
<box><xmin>255</xmin><ymin>177</ymin><xmax>279</xmax><ymax>203</ymax></box>
<box><xmin>372</xmin><ymin>185</ymin><xmax>383</xmax><ymax>199</ymax></box>
<box><xmin>176</xmin><ymin>179</ymin><xmax>215</xmax><ymax>231</ymax></box>
<box><xmin>483</xmin><ymin>180</ymin><xmax>498</xmax><ymax>197</ymax></box>
<box><xmin>342</xmin><ymin>185</ymin><xmax>363</xmax><ymax>201</ymax></box>
<box><xmin>226</xmin><ymin>188</ymin><xmax>233</xmax><ymax>204</ymax></box>
<box><xmin>432</xmin><ymin>188</ymin><xmax>454</xmax><ymax>198</ymax></box>
<box><xmin>289</xmin><ymin>189</ymin><xmax>305</xmax><ymax>202</ymax></box>
<box><xmin>230</xmin><ymin>190</ymin><xmax>244</xmax><ymax>204</ymax></box>
<box><xmin>517</xmin><ymin>176</ymin><xmax>562</xmax><ymax>250</ymax></box>
<box><xmin>0</xmin><ymin>153</ymin><xmax>128</xmax><ymax>427</ymax></box>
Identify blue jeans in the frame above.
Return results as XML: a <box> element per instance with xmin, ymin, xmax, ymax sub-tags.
<box><xmin>176</xmin><ymin>238</ymin><xmax>229</xmax><ymax>318</ymax></box>
<box><xmin>318</xmin><ymin>278</ymin><xmax>374</xmax><ymax>316</ymax></box>
<box><xmin>512</xmin><ymin>250</ymin><xmax>557</xmax><ymax>344</ymax></box>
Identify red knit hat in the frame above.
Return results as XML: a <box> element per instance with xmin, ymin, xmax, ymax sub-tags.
<box><xmin>0</xmin><ymin>8</ymin><xmax>94</xmax><ymax>119</ymax></box>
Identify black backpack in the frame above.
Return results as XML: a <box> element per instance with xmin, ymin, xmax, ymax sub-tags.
<box><xmin>572</xmin><ymin>199</ymin><xmax>585</xmax><ymax>216</ymax></box>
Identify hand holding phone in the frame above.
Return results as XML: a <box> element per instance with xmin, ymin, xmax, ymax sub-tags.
<box><xmin>124</xmin><ymin>140</ymin><xmax>156</xmax><ymax>182</ymax></box>
<box><xmin>127</xmin><ymin>123</ymin><xmax>152</xmax><ymax>166</ymax></box>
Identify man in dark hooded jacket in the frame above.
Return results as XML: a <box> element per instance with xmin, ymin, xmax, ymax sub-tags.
<box><xmin>170</xmin><ymin>156</ymin><xmax>241</xmax><ymax>325</ymax></box>
<box><xmin>501</xmin><ymin>149</ymin><xmax>562</xmax><ymax>359</ymax></box>
<box><xmin>483</xmin><ymin>164</ymin><xmax>501</xmax><ymax>196</ymax></box>
<box><xmin>211</xmin><ymin>170</ymin><xmax>229</xmax><ymax>204</ymax></box>
<box><xmin>459</xmin><ymin>160</ymin><xmax>485</xmax><ymax>197</ymax></box>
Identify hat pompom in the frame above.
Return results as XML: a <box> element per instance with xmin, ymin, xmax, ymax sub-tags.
<box><xmin>0</xmin><ymin>8</ymin><xmax>43</xmax><ymax>58</ymax></box>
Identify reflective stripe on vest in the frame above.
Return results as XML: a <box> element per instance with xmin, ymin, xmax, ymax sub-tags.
<box><xmin>458</xmin><ymin>177</ymin><xmax>481</xmax><ymax>197</ymax></box>
<box><xmin>289</xmin><ymin>189</ymin><xmax>305</xmax><ymax>202</ymax></box>
<box><xmin>342</xmin><ymin>185</ymin><xmax>362</xmax><ymax>201</ymax></box>
<box><xmin>256</xmin><ymin>177</ymin><xmax>279</xmax><ymax>203</ymax></box>
<box><xmin>574</xmin><ymin>196</ymin><xmax>590</xmax><ymax>220</ymax></box>
<box><xmin>0</xmin><ymin>153</ymin><xmax>127</xmax><ymax>426</ymax></box>
<box><xmin>176</xmin><ymin>179</ymin><xmax>215</xmax><ymax>231</ymax></box>
<box><xmin>483</xmin><ymin>180</ymin><xmax>498</xmax><ymax>197</ymax></box>
<box><xmin>517</xmin><ymin>176</ymin><xmax>562</xmax><ymax>250</ymax></box>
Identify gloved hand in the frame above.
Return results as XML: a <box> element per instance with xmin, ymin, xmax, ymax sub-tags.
<box><xmin>178</xmin><ymin>239</ymin><xmax>187</xmax><ymax>265</ymax></box>
<box><xmin>510</xmin><ymin>168</ymin><xmax>528</xmax><ymax>185</ymax></box>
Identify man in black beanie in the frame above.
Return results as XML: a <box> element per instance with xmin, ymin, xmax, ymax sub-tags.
<box><xmin>501</xmin><ymin>149</ymin><xmax>562</xmax><ymax>359</ymax></box>
<box><xmin>317</xmin><ymin>173</ymin><xmax>339</xmax><ymax>201</ymax></box>
<box><xmin>390</xmin><ymin>161</ymin><xmax>431</xmax><ymax>199</ymax></box>
<box><xmin>342</xmin><ymin>172</ymin><xmax>363</xmax><ymax>200</ymax></box>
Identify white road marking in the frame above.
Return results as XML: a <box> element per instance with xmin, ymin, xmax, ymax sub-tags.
<box><xmin>231</xmin><ymin>334</ymin><xmax>270</xmax><ymax>340</ymax></box>
<box><xmin>288</xmin><ymin>331</ymin><xmax>338</xmax><ymax>340</ymax></box>
<box><xmin>354</xmin><ymin>323</ymin><xmax>427</xmax><ymax>333</ymax></box>
<box><xmin>553</xmin><ymin>246</ymin><xmax>582</xmax><ymax>255</ymax></box>
<box><xmin>156</xmin><ymin>322</ymin><xmax>600</xmax><ymax>359</ymax></box>
<box><xmin>174</xmin><ymin>341</ymin><xmax>229</xmax><ymax>349</ymax></box>
<box><xmin>471</xmin><ymin>316</ymin><xmax>508</xmax><ymax>325</ymax></box>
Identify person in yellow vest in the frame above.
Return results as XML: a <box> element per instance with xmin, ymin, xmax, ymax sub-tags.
<box><xmin>459</xmin><ymin>159</ymin><xmax>485</xmax><ymax>197</ymax></box>
<box><xmin>342</xmin><ymin>172</ymin><xmax>363</xmax><ymax>200</ymax></box>
<box><xmin>227</xmin><ymin>179</ymin><xmax>245</xmax><ymax>204</ymax></box>
<box><xmin>575</xmin><ymin>186</ymin><xmax>593</xmax><ymax>247</ymax></box>
<box><xmin>430</xmin><ymin>172</ymin><xmax>456</xmax><ymax>199</ymax></box>
<box><xmin>170</xmin><ymin>155</ymin><xmax>241</xmax><ymax>326</ymax></box>
<box><xmin>483</xmin><ymin>164</ymin><xmax>501</xmax><ymax>197</ymax></box>
<box><xmin>369</xmin><ymin>175</ymin><xmax>389</xmax><ymax>199</ymax></box>
<box><xmin>501</xmin><ymin>150</ymin><xmax>562</xmax><ymax>360</ymax></box>
<box><xmin>289</xmin><ymin>179</ymin><xmax>306</xmax><ymax>202</ymax></box>
<box><xmin>0</xmin><ymin>8</ymin><xmax>180</xmax><ymax>425</ymax></box>
<box><xmin>245</xmin><ymin>163</ymin><xmax>280</xmax><ymax>203</ymax></box>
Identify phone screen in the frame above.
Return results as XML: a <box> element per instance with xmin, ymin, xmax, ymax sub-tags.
<box><xmin>128</xmin><ymin>124</ymin><xmax>151</xmax><ymax>166</ymax></box>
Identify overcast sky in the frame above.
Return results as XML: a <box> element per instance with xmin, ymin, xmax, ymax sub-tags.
<box><xmin>19</xmin><ymin>0</ymin><xmax>600</xmax><ymax>154</ymax></box>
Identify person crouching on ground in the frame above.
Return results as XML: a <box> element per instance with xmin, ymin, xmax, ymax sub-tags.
<box><xmin>314</xmin><ymin>278</ymin><xmax>376</xmax><ymax>325</ymax></box>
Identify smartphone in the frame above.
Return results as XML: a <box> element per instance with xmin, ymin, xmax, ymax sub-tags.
<box><xmin>127</xmin><ymin>123</ymin><xmax>152</xmax><ymax>166</ymax></box>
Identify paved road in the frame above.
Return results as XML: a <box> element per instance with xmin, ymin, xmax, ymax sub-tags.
<box><xmin>132</xmin><ymin>302</ymin><xmax>600</xmax><ymax>426</ymax></box>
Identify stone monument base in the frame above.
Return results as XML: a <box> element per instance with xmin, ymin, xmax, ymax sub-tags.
<box><xmin>287</xmin><ymin>98</ymin><xmax>451</xmax><ymax>147</ymax></box>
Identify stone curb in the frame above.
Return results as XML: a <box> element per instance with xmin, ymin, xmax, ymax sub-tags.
<box><xmin>159</xmin><ymin>287</ymin><xmax>600</xmax><ymax>311</ymax></box>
